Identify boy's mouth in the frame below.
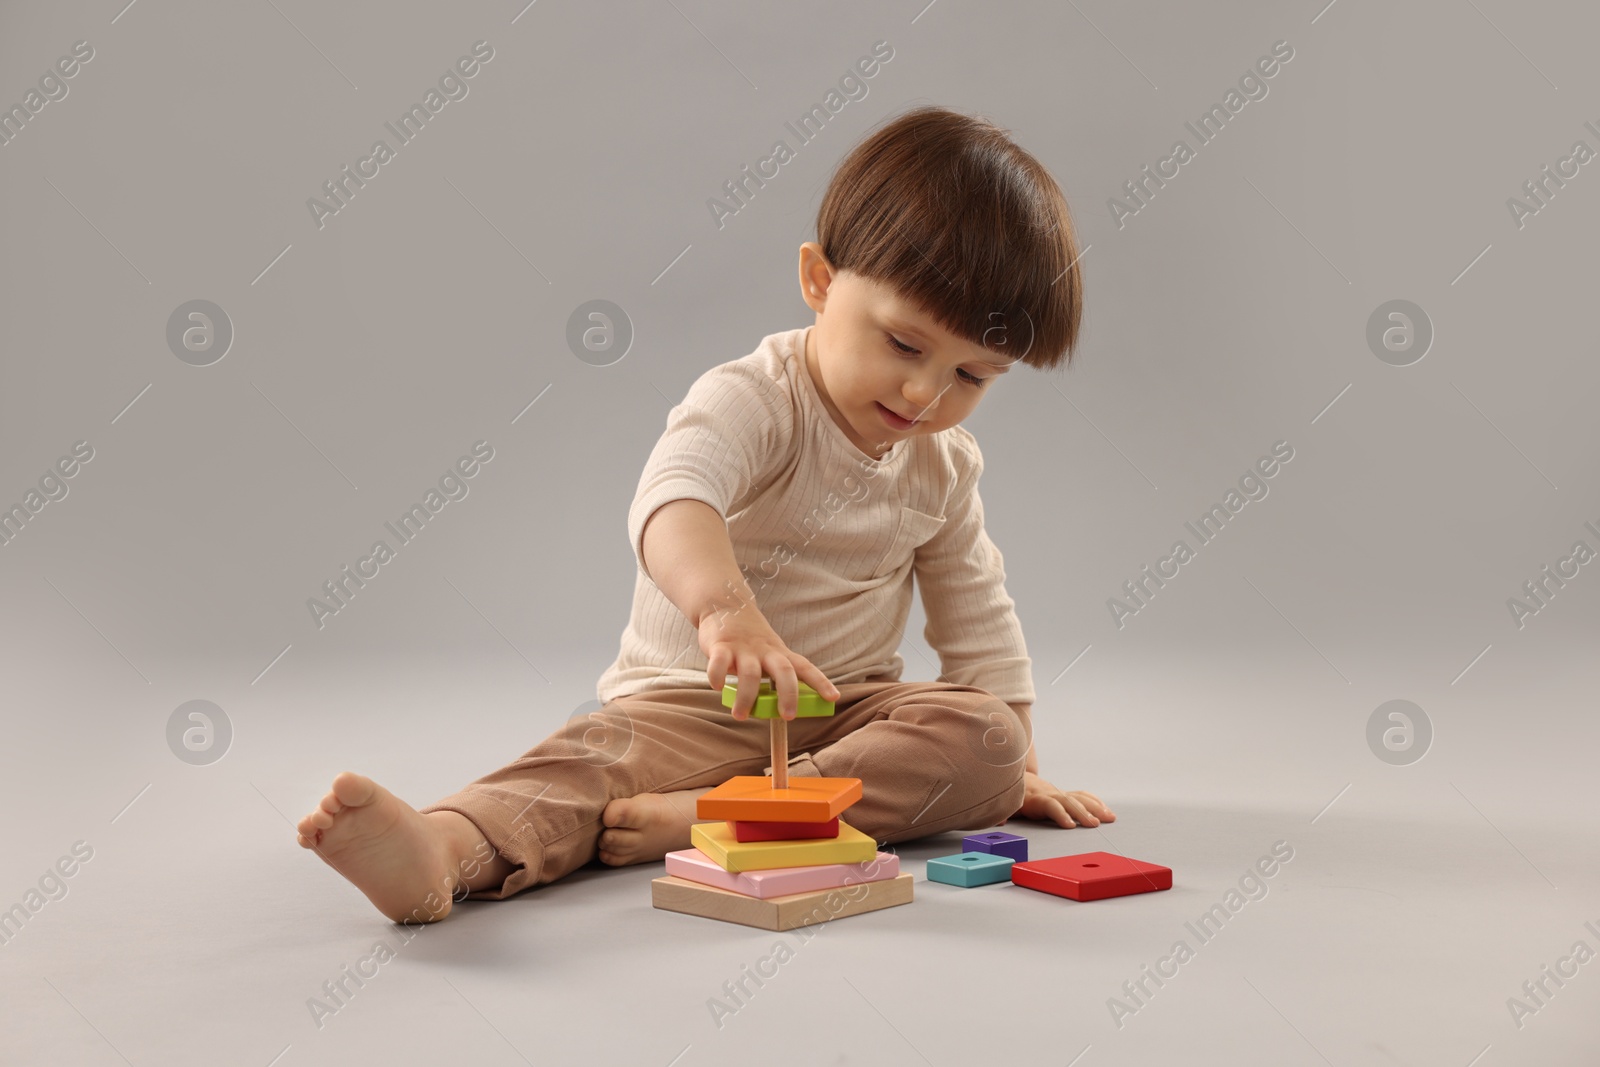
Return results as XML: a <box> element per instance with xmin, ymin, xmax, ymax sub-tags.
<box><xmin>876</xmin><ymin>402</ymin><xmax>917</xmax><ymax>430</ymax></box>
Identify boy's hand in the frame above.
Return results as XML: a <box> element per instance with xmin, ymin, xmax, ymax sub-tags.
<box><xmin>1006</xmin><ymin>772</ymin><xmax>1116</xmax><ymax>828</ymax></box>
<box><xmin>698</xmin><ymin>602</ymin><xmax>840</xmax><ymax>721</ymax></box>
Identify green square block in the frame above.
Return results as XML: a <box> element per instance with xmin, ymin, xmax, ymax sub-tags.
<box><xmin>927</xmin><ymin>851</ymin><xmax>1016</xmax><ymax>887</ymax></box>
<box><xmin>721</xmin><ymin>680</ymin><xmax>836</xmax><ymax>719</ymax></box>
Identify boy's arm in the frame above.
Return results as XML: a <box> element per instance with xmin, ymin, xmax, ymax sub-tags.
<box><xmin>642</xmin><ymin>499</ymin><xmax>756</xmax><ymax>627</ymax></box>
<box><xmin>626</xmin><ymin>360</ymin><xmax>842</xmax><ymax>714</ymax></box>
<box><xmin>628</xmin><ymin>361</ymin><xmax>793</xmax><ymax>589</ymax></box>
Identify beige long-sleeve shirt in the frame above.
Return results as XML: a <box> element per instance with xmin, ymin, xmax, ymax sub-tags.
<box><xmin>595</xmin><ymin>325</ymin><xmax>1035</xmax><ymax>706</ymax></box>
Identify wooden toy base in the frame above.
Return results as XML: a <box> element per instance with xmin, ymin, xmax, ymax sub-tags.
<box><xmin>651</xmin><ymin>872</ymin><xmax>913</xmax><ymax>931</ymax></box>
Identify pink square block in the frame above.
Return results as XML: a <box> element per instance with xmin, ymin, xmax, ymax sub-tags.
<box><xmin>664</xmin><ymin>848</ymin><xmax>900</xmax><ymax>899</ymax></box>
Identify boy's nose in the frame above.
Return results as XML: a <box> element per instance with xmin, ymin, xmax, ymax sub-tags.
<box><xmin>903</xmin><ymin>380</ymin><xmax>949</xmax><ymax>415</ymax></box>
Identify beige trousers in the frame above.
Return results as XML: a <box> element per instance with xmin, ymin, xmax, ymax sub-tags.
<box><xmin>418</xmin><ymin>680</ymin><xmax>1031</xmax><ymax>901</ymax></box>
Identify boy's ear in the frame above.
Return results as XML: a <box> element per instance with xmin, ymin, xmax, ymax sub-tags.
<box><xmin>798</xmin><ymin>242</ymin><xmax>834</xmax><ymax>311</ymax></box>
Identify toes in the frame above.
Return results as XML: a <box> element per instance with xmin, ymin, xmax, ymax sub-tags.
<box><xmin>601</xmin><ymin>798</ymin><xmax>635</xmax><ymax>829</ymax></box>
<box><xmin>331</xmin><ymin>771</ymin><xmax>377</xmax><ymax>808</ymax></box>
<box><xmin>597</xmin><ymin>833</ymin><xmax>630</xmax><ymax>865</ymax></box>
<box><xmin>599</xmin><ymin>827</ymin><xmax>643</xmax><ymax>860</ymax></box>
<box><xmin>597</xmin><ymin>845</ymin><xmax>635</xmax><ymax>868</ymax></box>
<box><xmin>319</xmin><ymin>794</ymin><xmax>342</xmax><ymax>816</ymax></box>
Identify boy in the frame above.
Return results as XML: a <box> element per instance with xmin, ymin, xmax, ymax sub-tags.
<box><xmin>297</xmin><ymin>105</ymin><xmax>1113</xmax><ymax>925</ymax></box>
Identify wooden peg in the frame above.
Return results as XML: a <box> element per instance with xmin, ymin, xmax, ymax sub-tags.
<box><xmin>770</xmin><ymin>714</ymin><xmax>788</xmax><ymax>789</ymax></box>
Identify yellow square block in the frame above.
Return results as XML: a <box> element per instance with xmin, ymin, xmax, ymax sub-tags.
<box><xmin>695</xmin><ymin>776</ymin><xmax>862</xmax><ymax>822</ymax></box>
<box><xmin>691</xmin><ymin>819</ymin><xmax>877</xmax><ymax>872</ymax></box>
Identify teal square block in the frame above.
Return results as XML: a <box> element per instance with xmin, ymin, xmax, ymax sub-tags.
<box><xmin>927</xmin><ymin>851</ymin><xmax>1015</xmax><ymax>887</ymax></box>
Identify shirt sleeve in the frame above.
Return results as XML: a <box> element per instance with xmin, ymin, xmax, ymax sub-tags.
<box><xmin>913</xmin><ymin>434</ymin><xmax>1036</xmax><ymax>706</ymax></box>
<box><xmin>628</xmin><ymin>360</ymin><xmax>794</xmax><ymax>581</ymax></box>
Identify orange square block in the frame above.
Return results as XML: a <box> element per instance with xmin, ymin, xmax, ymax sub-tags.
<box><xmin>695</xmin><ymin>776</ymin><xmax>862</xmax><ymax>822</ymax></box>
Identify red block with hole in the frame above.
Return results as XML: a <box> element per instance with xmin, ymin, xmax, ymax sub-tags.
<box><xmin>731</xmin><ymin>817</ymin><xmax>840</xmax><ymax>842</ymax></box>
<box><xmin>1009</xmin><ymin>851</ymin><xmax>1172</xmax><ymax>901</ymax></box>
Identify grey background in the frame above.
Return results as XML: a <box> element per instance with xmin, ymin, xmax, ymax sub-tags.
<box><xmin>3</xmin><ymin>1</ymin><xmax>1597</xmax><ymax>1064</ymax></box>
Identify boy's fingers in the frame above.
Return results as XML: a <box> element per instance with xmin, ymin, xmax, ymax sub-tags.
<box><xmin>734</xmin><ymin>654</ymin><xmax>763</xmax><ymax>719</ymax></box>
<box><xmin>1065</xmin><ymin>789</ymin><xmax>1114</xmax><ymax>817</ymax></box>
<box><xmin>1043</xmin><ymin>797</ymin><xmax>1075</xmax><ymax>828</ymax></box>
<box><xmin>706</xmin><ymin>648</ymin><xmax>730</xmax><ymax>691</ymax></box>
<box><xmin>792</xmin><ymin>659</ymin><xmax>834</xmax><ymax>702</ymax></box>
<box><xmin>1062</xmin><ymin>796</ymin><xmax>1100</xmax><ymax>831</ymax></box>
<box><xmin>1063</xmin><ymin>796</ymin><xmax>1100</xmax><ymax>827</ymax></box>
<box><xmin>1078</xmin><ymin>792</ymin><xmax>1115</xmax><ymax>817</ymax></box>
<box><xmin>769</xmin><ymin>659</ymin><xmax>798</xmax><ymax>719</ymax></box>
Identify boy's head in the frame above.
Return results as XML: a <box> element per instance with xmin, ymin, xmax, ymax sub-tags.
<box><xmin>799</xmin><ymin>105</ymin><xmax>1084</xmax><ymax>457</ymax></box>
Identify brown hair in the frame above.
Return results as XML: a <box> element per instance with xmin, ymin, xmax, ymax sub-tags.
<box><xmin>815</xmin><ymin>105</ymin><xmax>1083</xmax><ymax>371</ymax></box>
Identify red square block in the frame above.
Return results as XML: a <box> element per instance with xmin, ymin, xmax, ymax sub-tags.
<box><xmin>731</xmin><ymin>817</ymin><xmax>840</xmax><ymax>842</ymax></box>
<box><xmin>1010</xmin><ymin>851</ymin><xmax>1172</xmax><ymax>901</ymax></box>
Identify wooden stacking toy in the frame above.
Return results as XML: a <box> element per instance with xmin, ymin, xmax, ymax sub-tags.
<box><xmin>651</xmin><ymin>679</ymin><xmax>914</xmax><ymax>930</ymax></box>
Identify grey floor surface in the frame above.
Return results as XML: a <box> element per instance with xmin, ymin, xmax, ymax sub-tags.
<box><xmin>5</xmin><ymin>0</ymin><xmax>1600</xmax><ymax>1063</ymax></box>
<box><xmin>3</xmin><ymin>639</ymin><xmax>1596</xmax><ymax>1067</ymax></box>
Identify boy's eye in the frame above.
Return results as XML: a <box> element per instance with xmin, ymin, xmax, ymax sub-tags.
<box><xmin>886</xmin><ymin>333</ymin><xmax>989</xmax><ymax>388</ymax></box>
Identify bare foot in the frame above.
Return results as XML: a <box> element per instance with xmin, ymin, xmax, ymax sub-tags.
<box><xmin>296</xmin><ymin>771</ymin><xmax>502</xmax><ymax>923</ymax></box>
<box><xmin>598</xmin><ymin>788</ymin><xmax>715</xmax><ymax>866</ymax></box>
